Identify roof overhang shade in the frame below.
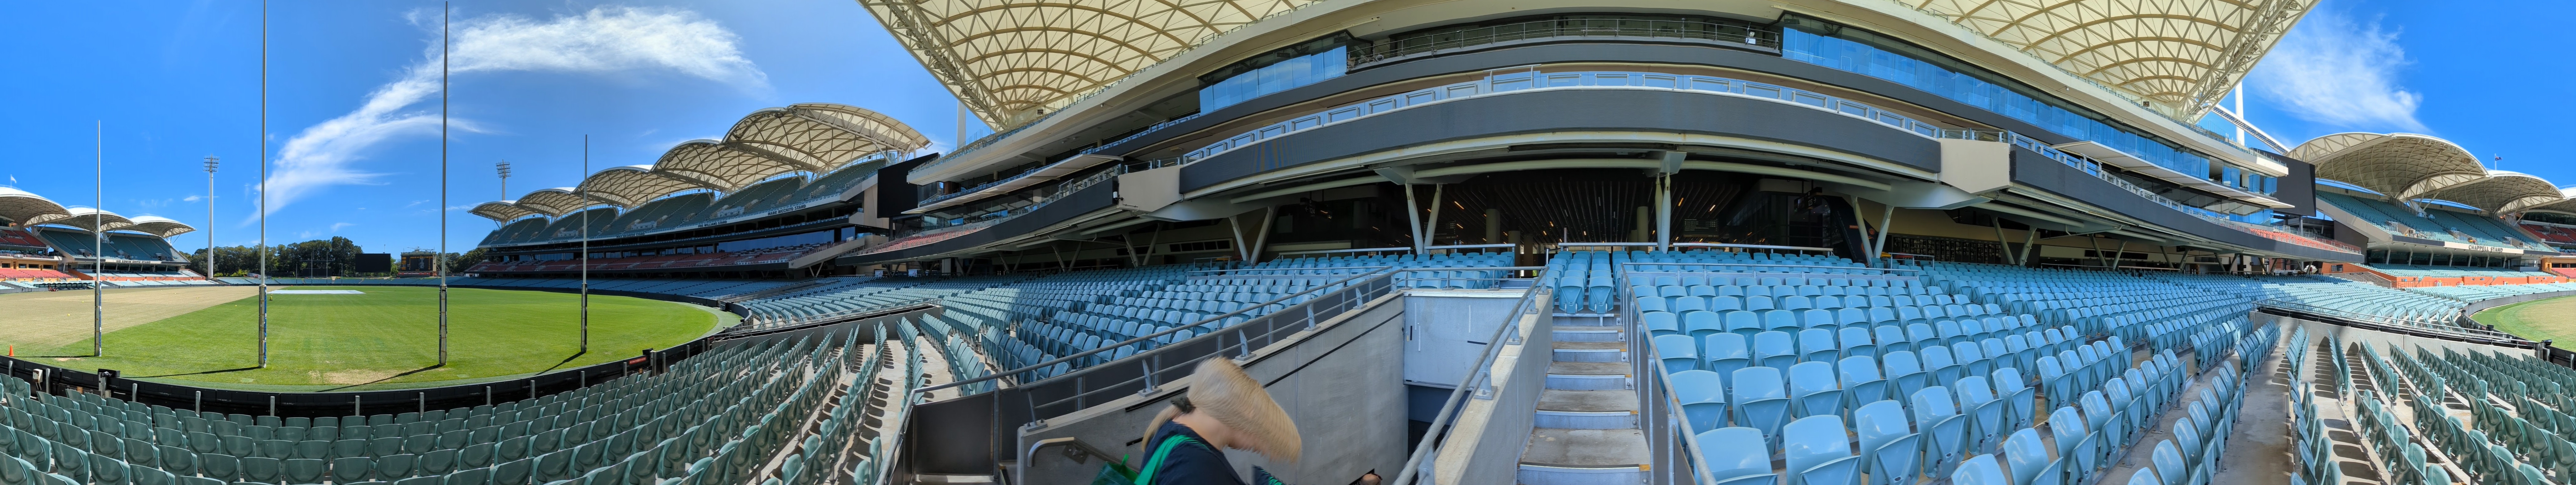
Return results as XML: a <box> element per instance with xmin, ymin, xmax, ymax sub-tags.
<box><xmin>120</xmin><ymin>215</ymin><xmax>195</xmax><ymax>238</ymax></box>
<box><xmin>2430</xmin><ymin>171</ymin><xmax>2563</xmax><ymax>214</ymax></box>
<box><xmin>862</xmin><ymin>0</ymin><xmax>1327</xmax><ymax>127</ymax></box>
<box><xmin>2293</xmin><ymin>133</ymin><xmax>2486</xmax><ymax>202</ymax></box>
<box><xmin>726</xmin><ymin>104</ymin><xmax>932</xmax><ymax>172</ymax></box>
<box><xmin>53</xmin><ymin>207</ymin><xmax>134</xmax><ymax>232</ymax></box>
<box><xmin>0</xmin><ymin>186</ymin><xmax>72</xmax><ymax>227</ymax></box>
<box><xmin>579</xmin><ymin>165</ymin><xmax>712</xmax><ymax>209</ymax></box>
<box><xmin>514</xmin><ymin>188</ymin><xmax>593</xmax><ymax>217</ymax></box>
<box><xmin>1905</xmin><ymin>0</ymin><xmax>2313</xmax><ymax>115</ymax></box>
<box><xmin>471</xmin><ymin>201</ymin><xmax>537</xmax><ymax>222</ymax></box>
<box><xmin>2521</xmin><ymin>187</ymin><xmax>2576</xmax><ymax>215</ymax></box>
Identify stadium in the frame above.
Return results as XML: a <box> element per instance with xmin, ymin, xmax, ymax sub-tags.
<box><xmin>9</xmin><ymin>1</ymin><xmax>2576</xmax><ymax>485</ymax></box>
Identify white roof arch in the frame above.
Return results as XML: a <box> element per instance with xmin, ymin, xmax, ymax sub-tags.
<box><xmin>513</xmin><ymin>188</ymin><xmax>593</xmax><ymax>218</ymax></box>
<box><xmin>861</xmin><ymin>0</ymin><xmax>1326</xmax><ymax>127</ymax></box>
<box><xmin>2293</xmin><ymin>133</ymin><xmax>2487</xmax><ymax>202</ymax></box>
<box><xmin>119</xmin><ymin>215</ymin><xmax>196</xmax><ymax>238</ymax></box>
<box><xmin>2524</xmin><ymin>187</ymin><xmax>2576</xmax><ymax>215</ymax></box>
<box><xmin>0</xmin><ymin>186</ymin><xmax>72</xmax><ymax>227</ymax></box>
<box><xmin>51</xmin><ymin>207</ymin><xmax>133</xmax><ymax>232</ymax></box>
<box><xmin>473</xmin><ymin>104</ymin><xmax>928</xmax><ymax>222</ymax></box>
<box><xmin>1906</xmin><ymin>0</ymin><xmax>2313</xmax><ymax>114</ymax></box>
<box><xmin>470</xmin><ymin>201</ymin><xmax>537</xmax><ymax>222</ymax></box>
<box><xmin>578</xmin><ymin>165</ymin><xmax>714</xmax><ymax>208</ymax></box>
<box><xmin>2429</xmin><ymin>171</ymin><xmax>2563</xmax><ymax>214</ymax></box>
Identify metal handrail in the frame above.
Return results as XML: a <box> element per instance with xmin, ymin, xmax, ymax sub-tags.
<box><xmin>2255</xmin><ymin>299</ymin><xmax>2507</xmax><ymax>339</ymax></box>
<box><xmin>1350</xmin><ymin>19</ymin><xmax>1777</xmax><ymax>66</ymax></box>
<box><xmin>910</xmin><ymin>267</ymin><xmax>1396</xmax><ymax>395</ymax></box>
<box><xmin>1389</xmin><ymin>271</ymin><xmax>1547</xmax><ymax>485</ymax></box>
<box><xmin>741</xmin><ymin>297</ymin><xmax>941</xmax><ymax>330</ymax></box>
<box><xmin>1612</xmin><ymin>262</ymin><xmax>1923</xmax><ymax>274</ymax></box>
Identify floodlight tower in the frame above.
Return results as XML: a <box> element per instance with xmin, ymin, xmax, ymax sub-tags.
<box><xmin>203</xmin><ymin>156</ymin><xmax>217</xmax><ymax>279</ymax></box>
<box><xmin>496</xmin><ymin>161</ymin><xmax>512</xmax><ymax>200</ymax></box>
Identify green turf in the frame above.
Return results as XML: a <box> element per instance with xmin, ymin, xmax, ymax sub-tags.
<box><xmin>2475</xmin><ymin>295</ymin><xmax>2576</xmax><ymax>350</ymax></box>
<box><xmin>29</xmin><ymin>286</ymin><xmax>726</xmax><ymax>391</ymax></box>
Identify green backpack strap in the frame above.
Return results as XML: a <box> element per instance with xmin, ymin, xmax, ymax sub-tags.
<box><xmin>1130</xmin><ymin>435</ymin><xmax>1200</xmax><ymax>485</ymax></box>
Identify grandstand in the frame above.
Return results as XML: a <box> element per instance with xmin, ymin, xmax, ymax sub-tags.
<box><xmin>35</xmin><ymin>2</ymin><xmax>2576</xmax><ymax>485</ymax></box>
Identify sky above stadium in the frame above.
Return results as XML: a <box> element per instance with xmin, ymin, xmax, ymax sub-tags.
<box><xmin>0</xmin><ymin>0</ymin><xmax>2566</xmax><ymax>255</ymax></box>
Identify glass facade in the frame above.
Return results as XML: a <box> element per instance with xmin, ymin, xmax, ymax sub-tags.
<box><xmin>1777</xmin><ymin>16</ymin><xmax>2277</xmax><ymax>196</ymax></box>
<box><xmin>1199</xmin><ymin>46</ymin><xmax>1346</xmax><ymax>112</ymax></box>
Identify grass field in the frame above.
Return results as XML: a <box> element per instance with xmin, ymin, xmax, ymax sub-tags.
<box><xmin>2476</xmin><ymin>295</ymin><xmax>2576</xmax><ymax>350</ymax></box>
<box><xmin>9</xmin><ymin>286</ymin><xmax>729</xmax><ymax>391</ymax></box>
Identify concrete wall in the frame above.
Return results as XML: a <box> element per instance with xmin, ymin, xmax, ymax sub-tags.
<box><xmin>1014</xmin><ymin>293</ymin><xmax>1410</xmax><ymax>485</ymax></box>
<box><xmin>2460</xmin><ymin>290</ymin><xmax>2576</xmax><ymax>325</ymax></box>
<box><xmin>1404</xmin><ymin>290</ymin><xmax>1533</xmax><ymax>388</ymax></box>
<box><xmin>1429</xmin><ymin>296</ymin><xmax>1552</xmax><ymax>485</ymax></box>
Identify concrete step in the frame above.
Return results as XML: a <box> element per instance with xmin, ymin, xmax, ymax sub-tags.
<box><xmin>1546</xmin><ymin>361</ymin><xmax>1629</xmax><ymax>390</ymax></box>
<box><xmin>1518</xmin><ymin>428</ymin><xmax>1650</xmax><ymax>485</ymax></box>
<box><xmin>1551</xmin><ymin>346</ymin><xmax>1626</xmax><ymax>363</ymax></box>
<box><xmin>1552</xmin><ymin>328</ymin><xmax>1624</xmax><ymax>342</ymax></box>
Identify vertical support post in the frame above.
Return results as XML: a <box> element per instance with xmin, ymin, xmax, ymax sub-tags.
<box><xmin>579</xmin><ymin>135</ymin><xmax>591</xmax><ymax>354</ymax></box>
<box><xmin>1424</xmin><ymin>184</ymin><xmax>1445</xmax><ymax>249</ymax></box>
<box><xmin>268</xmin><ymin>396</ymin><xmax>276</xmax><ymax>416</ymax></box>
<box><xmin>1655</xmin><ymin>174</ymin><xmax>1672</xmax><ymax>251</ymax></box>
<box><xmin>1871</xmin><ymin>204</ymin><xmax>1896</xmax><ymax>265</ymax></box>
<box><xmin>1401</xmin><ymin>184</ymin><xmax>1424</xmax><ymax>254</ymax></box>
<box><xmin>1484</xmin><ymin>209</ymin><xmax>1502</xmax><ymax>244</ymax></box>
<box><xmin>435</xmin><ymin>2</ymin><xmax>452</xmax><ymax>367</ymax></box>
<box><xmin>1247</xmin><ymin>206</ymin><xmax>1275</xmax><ymax>265</ymax></box>
<box><xmin>194</xmin><ymin>391</ymin><xmax>201</xmax><ymax>412</ymax></box>
<box><xmin>256</xmin><ymin>0</ymin><xmax>270</xmax><ymax>368</ymax></box>
<box><xmin>94</xmin><ymin>120</ymin><xmax>104</xmax><ymax>357</ymax></box>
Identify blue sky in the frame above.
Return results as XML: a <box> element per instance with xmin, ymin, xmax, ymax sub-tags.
<box><xmin>1</xmin><ymin>0</ymin><xmax>2565</xmax><ymax>255</ymax></box>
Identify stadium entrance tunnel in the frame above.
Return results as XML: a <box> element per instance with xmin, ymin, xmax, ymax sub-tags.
<box><xmin>891</xmin><ymin>273</ymin><xmax>1547</xmax><ymax>485</ymax></box>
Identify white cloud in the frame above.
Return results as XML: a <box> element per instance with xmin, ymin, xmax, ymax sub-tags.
<box><xmin>330</xmin><ymin>222</ymin><xmax>356</xmax><ymax>232</ymax></box>
<box><xmin>183</xmin><ymin>195</ymin><xmax>203</xmax><ymax>202</ymax></box>
<box><xmin>255</xmin><ymin>6</ymin><xmax>766</xmax><ymax>224</ymax></box>
<box><xmin>2249</xmin><ymin>8</ymin><xmax>2426</xmax><ymax>131</ymax></box>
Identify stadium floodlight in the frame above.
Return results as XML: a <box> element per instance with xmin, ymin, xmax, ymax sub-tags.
<box><xmin>437</xmin><ymin>1</ymin><xmax>451</xmax><ymax>367</ymax></box>
<box><xmin>204</xmin><ymin>156</ymin><xmax>217</xmax><ymax>280</ymax></box>
<box><xmin>257</xmin><ymin>0</ymin><xmax>271</xmax><ymax>368</ymax></box>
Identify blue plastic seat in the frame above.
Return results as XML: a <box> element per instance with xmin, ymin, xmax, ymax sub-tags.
<box><xmin>1762</xmin><ymin>309</ymin><xmax>1801</xmax><ymax>332</ymax></box>
<box><xmin>2036</xmin><ymin>355</ymin><xmax>2072</xmax><ymax>406</ymax></box>
<box><xmin>1674</xmin><ymin>296</ymin><xmax>1710</xmax><ymax>313</ymax></box>
<box><xmin>1922</xmin><ymin>346</ymin><xmax>1962</xmax><ymax>388</ymax></box>
<box><xmin>2171</xmin><ymin>419</ymin><xmax>2202</xmax><ymax>470</ymax></box>
<box><xmin>1634</xmin><ymin>296</ymin><xmax>1669</xmax><ymax>314</ymax></box>
<box><xmin>2002</xmin><ymin>428</ymin><xmax>2062</xmax><ymax>485</ymax></box>
<box><xmin>1788</xmin><ymin>362</ymin><xmax>1844</xmax><ymax>419</ymax></box>
<box><xmin>1948</xmin><ymin>454</ymin><xmax>2008</xmax><ymax>485</ymax></box>
<box><xmin>1955</xmin><ymin>342</ymin><xmax>1992</xmax><ymax>378</ymax></box>
<box><xmin>1684</xmin><ymin>311</ymin><xmax>1724</xmax><ymax>339</ymax></box>
<box><xmin>2150</xmin><ymin>440</ymin><xmax>2187</xmax><ymax>485</ymax></box>
<box><xmin>1953</xmin><ymin>376</ymin><xmax>2004</xmax><ymax>455</ymax></box>
<box><xmin>1882</xmin><ymin>351</ymin><xmax>1926</xmax><ymax>400</ymax></box>
<box><xmin>1912</xmin><ymin>386</ymin><xmax>1967</xmax><ymax>478</ymax></box>
<box><xmin>1908</xmin><ymin>323</ymin><xmax>1940</xmax><ymax>349</ymax></box>
<box><xmin>1643</xmin><ymin>312</ymin><xmax>1680</xmax><ymax>337</ymax></box>
<box><xmin>1703</xmin><ymin>334</ymin><xmax>1753</xmax><ymax>389</ymax></box>
<box><xmin>1874</xmin><ymin>325</ymin><xmax>1910</xmax><ymax>355</ymax></box>
<box><xmin>1723</xmin><ymin>310</ymin><xmax>1764</xmax><ymax>339</ymax></box>
<box><xmin>1837</xmin><ymin>355</ymin><xmax>1887</xmax><ymax>408</ymax></box>
<box><xmin>1668</xmin><ymin>370</ymin><xmax>1729</xmax><ymax>433</ymax></box>
<box><xmin>1754</xmin><ymin>331</ymin><xmax>1799</xmax><ymax>369</ymax></box>
<box><xmin>1798</xmin><ymin>329</ymin><xmax>1840</xmax><ymax>363</ymax></box>
<box><xmin>2050</xmin><ymin>406</ymin><xmax>2098</xmax><ymax>485</ymax></box>
<box><xmin>1732</xmin><ymin>367</ymin><xmax>1792</xmax><ymax>449</ymax></box>
<box><xmin>2080</xmin><ymin>392</ymin><xmax>2123</xmax><ymax>463</ymax></box>
<box><xmin>1698</xmin><ymin>427</ymin><xmax>1779</xmax><ymax>485</ymax></box>
<box><xmin>1839</xmin><ymin>327</ymin><xmax>1877</xmax><ymax>359</ymax></box>
<box><xmin>1783</xmin><ymin>415</ymin><xmax>1862</xmax><ymax>485</ymax></box>
<box><xmin>1992</xmin><ymin>368</ymin><xmax>2036</xmax><ymax>430</ymax></box>
<box><xmin>1853</xmin><ymin>400</ymin><xmax>1920</xmax><ymax>485</ymax></box>
<box><xmin>1655</xmin><ymin>334</ymin><xmax>1700</xmax><ymax>372</ymax></box>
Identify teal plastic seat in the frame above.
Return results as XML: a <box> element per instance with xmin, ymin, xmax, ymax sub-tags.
<box><xmin>1643</xmin><ymin>312</ymin><xmax>1680</xmax><ymax>337</ymax></box>
<box><xmin>1684</xmin><ymin>311</ymin><xmax>1725</xmax><ymax>339</ymax></box>
<box><xmin>2001</xmin><ymin>428</ymin><xmax>2061</xmax><ymax>485</ymax></box>
<box><xmin>1948</xmin><ymin>454</ymin><xmax>2007</xmax><ymax>485</ymax></box>
<box><xmin>1696</xmin><ymin>427</ymin><xmax>1777</xmax><ymax>485</ymax></box>
<box><xmin>1798</xmin><ymin>328</ymin><xmax>1840</xmax><ymax>363</ymax></box>
<box><xmin>1787</xmin><ymin>362</ymin><xmax>1844</xmax><ymax>419</ymax></box>
<box><xmin>1783</xmin><ymin>415</ymin><xmax>1861</xmax><ymax>485</ymax></box>
<box><xmin>1837</xmin><ymin>355</ymin><xmax>1887</xmax><ymax>408</ymax></box>
<box><xmin>1953</xmin><ymin>376</ymin><xmax>2004</xmax><ymax>454</ymax></box>
<box><xmin>1703</xmin><ymin>334</ymin><xmax>1753</xmax><ymax>389</ymax></box>
<box><xmin>1732</xmin><ymin>367</ymin><xmax>1792</xmax><ymax>449</ymax></box>
<box><xmin>239</xmin><ymin>456</ymin><xmax>281</xmax><ymax>484</ymax></box>
<box><xmin>1655</xmin><ymin>334</ymin><xmax>1700</xmax><ymax>372</ymax></box>
<box><xmin>1668</xmin><ymin>370</ymin><xmax>1729</xmax><ymax>433</ymax></box>
<box><xmin>1839</xmin><ymin>327</ymin><xmax>1877</xmax><ymax>359</ymax></box>
<box><xmin>2049</xmin><ymin>406</ymin><xmax>2097</xmax><ymax>485</ymax></box>
<box><xmin>90</xmin><ymin>455</ymin><xmax>128</xmax><ymax>485</ymax></box>
<box><xmin>281</xmin><ymin>458</ymin><xmax>326</xmax><ymax>485</ymax></box>
<box><xmin>2150</xmin><ymin>441</ymin><xmax>2186</xmax><ymax>485</ymax></box>
<box><xmin>1853</xmin><ymin>401</ymin><xmax>1919</xmax><ymax>485</ymax></box>
<box><xmin>1754</xmin><ymin>331</ymin><xmax>1799</xmax><ymax>369</ymax></box>
<box><xmin>1911</xmin><ymin>386</ymin><xmax>1967</xmax><ymax>478</ymax></box>
<box><xmin>1991</xmin><ymin>368</ymin><xmax>2036</xmax><ymax>430</ymax></box>
<box><xmin>376</xmin><ymin>454</ymin><xmax>418</xmax><ymax>480</ymax></box>
<box><xmin>1881</xmin><ymin>351</ymin><xmax>1926</xmax><ymax>402</ymax></box>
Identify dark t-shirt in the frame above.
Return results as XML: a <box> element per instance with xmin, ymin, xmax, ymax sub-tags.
<box><xmin>1143</xmin><ymin>421</ymin><xmax>1249</xmax><ymax>485</ymax></box>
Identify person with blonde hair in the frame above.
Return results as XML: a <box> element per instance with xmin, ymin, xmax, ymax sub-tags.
<box><xmin>1129</xmin><ymin>357</ymin><xmax>1302</xmax><ymax>484</ymax></box>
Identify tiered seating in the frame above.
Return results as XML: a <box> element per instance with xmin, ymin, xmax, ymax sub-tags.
<box><xmin>0</xmin><ymin>330</ymin><xmax>887</xmax><ymax>485</ymax></box>
<box><xmin>214</xmin><ymin>277</ymin><xmax>796</xmax><ymax>300</ymax></box>
<box><xmin>483</xmin><ymin>164</ymin><xmax>878</xmax><ymax>247</ymax></box>
<box><xmin>1550</xmin><ymin>250</ymin><xmax>1873</xmax><ymax>313</ymax></box>
<box><xmin>2523</xmin><ymin>223</ymin><xmax>2576</xmax><ymax>245</ymax></box>
<box><xmin>736</xmin><ymin>276</ymin><xmax>1029</xmax><ymax>332</ymax></box>
<box><xmin>2411</xmin><ymin>282</ymin><xmax>2576</xmax><ymax>300</ymax></box>
<box><xmin>0</xmin><ymin>228</ymin><xmax>48</xmax><ymax>248</ymax></box>
<box><xmin>2320</xmin><ymin>192</ymin><xmax>2538</xmax><ymax>249</ymax></box>
<box><xmin>31</xmin><ymin>230</ymin><xmax>186</xmax><ymax>261</ymax></box>
<box><xmin>2371</xmin><ymin>264</ymin><xmax>2548</xmax><ymax>279</ymax></box>
<box><xmin>1659</xmin><ymin>260</ymin><xmax>2256</xmax><ymax>485</ymax></box>
<box><xmin>2143</xmin><ymin>273</ymin><xmax>2470</xmax><ymax>329</ymax></box>
<box><xmin>0</xmin><ymin>268</ymin><xmax>72</xmax><ymax>279</ymax></box>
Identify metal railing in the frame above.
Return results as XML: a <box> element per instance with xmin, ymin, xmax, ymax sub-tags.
<box><xmin>2255</xmin><ymin>298</ymin><xmax>2509</xmax><ymax>340</ymax></box>
<box><xmin>1388</xmin><ymin>271</ymin><xmax>1547</xmax><ymax>485</ymax></box>
<box><xmin>1350</xmin><ymin>20</ymin><xmax>1778</xmax><ymax>66</ymax></box>
<box><xmin>903</xmin><ymin>167</ymin><xmax>1122</xmax><ymax>236</ymax></box>
<box><xmin>737</xmin><ymin>297</ymin><xmax>941</xmax><ymax>332</ymax></box>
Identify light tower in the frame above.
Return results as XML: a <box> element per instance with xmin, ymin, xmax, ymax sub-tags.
<box><xmin>496</xmin><ymin>161</ymin><xmax>512</xmax><ymax>200</ymax></box>
<box><xmin>203</xmin><ymin>156</ymin><xmax>218</xmax><ymax>279</ymax></box>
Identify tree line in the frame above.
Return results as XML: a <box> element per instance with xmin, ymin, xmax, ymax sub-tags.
<box><xmin>186</xmin><ymin>237</ymin><xmax>483</xmax><ymax>277</ymax></box>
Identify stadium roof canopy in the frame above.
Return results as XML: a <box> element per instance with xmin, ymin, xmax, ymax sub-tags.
<box><xmin>0</xmin><ymin>186</ymin><xmax>73</xmax><ymax>227</ymax></box>
<box><xmin>478</xmin><ymin>104</ymin><xmax>930</xmax><ymax>221</ymax></box>
<box><xmin>118</xmin><ymin>215</ymin><xmax>196</xmax><ymax>238</ymax></box>
<box><xmin>862</xmin><ymin>0</ymin><xmax>1325</xmax><ymax>127</ymax></box>
<box><xmin>2292</xmin><ymin>133</ymin><xmax>2488</xmax><ymax>202</ymax></box>
<box><xmin>2428</xmin><ymin>171</ymin><xmax>2563</xmax><ymax>214</ymax></box>
<box><xmin>1907</xmin><ymin>0</ymin><xmax>2313</xmax><ymax>115</ymax></box>
<box><xmin>51</xmin><ymin>207</ymin><xmax>134</xmax><ymax>232</ymax></box>
<box><xmin>2520</xmin><ymin>187</ymin><xmax>2576</xmax><ymax>215</ymax></box>
<box><xmin>470</xmin><ymin>201</ymin><xmax>537</xmax><ymax>222</ymax></box>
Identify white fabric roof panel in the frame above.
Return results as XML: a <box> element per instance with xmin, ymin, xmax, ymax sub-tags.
<box><xmin>2429</xmin><ymin>171</ymin><xmax>2563</xmax><ymax>214</ymax></box>
<box><xmin>1904</xmin><ymin>0</ymin><xmax>2313</xmax><ymax>115</ymax></box>
<box><xmin>862</xmin><ymin>0</ymin><xmax>1327</xmax><ymax>127</ymax></box>
<box><xmin>474</xmin><ymin>104</ymin><xmax>930</xmax><ymax>222</ymax></box>
<box><xmin>2293</xmin><ymin>133</ymin><xmax>2486</xmax><ymax>202</ymax></box>
<box><xmin>52</xmin><ymin>207</ymin><xmax>134</xmax><ymax>232</ymax></box>
<box><xmin>0</xmin><ymin>187</ymin><xmax>72</xmax><ymax>227</ymax></box>
<box><xmin>120</xmin><ymin>215</ymin><xmax>196</xmax><ymax>238</ymax></box>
